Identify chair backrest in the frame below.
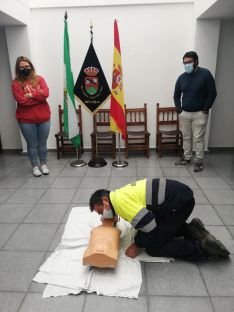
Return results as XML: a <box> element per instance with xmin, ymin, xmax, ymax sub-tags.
<box><xmin>125</xmin><ymin>103</ymin><xmax>148</xmax><ymax>131</ymax></box>
<box><xmin>156</xmin><ymin>103</ymin><xmax>179</xmax><ymax>132</ymax></box>
<box><xmin>93</xmin><ymin>109</ymin><xmax>111</xmax><ymax>133</ymax></box>
<box><xmin>58</xmin><ymin>104</ymin><xmax>83</xmax><ymax>136</ymax></box>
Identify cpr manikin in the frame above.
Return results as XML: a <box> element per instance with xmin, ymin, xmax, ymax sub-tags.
<box><xmin>83</xmin><ymin>206</ymin><xmax>121</xmax><ymax>268</ymax></box>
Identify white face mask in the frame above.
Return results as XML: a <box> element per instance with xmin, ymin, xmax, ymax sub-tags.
<box><xmin>184</xmin><ymin>63</ymin><xmax>194</xmax><ymax>74</ymax></box>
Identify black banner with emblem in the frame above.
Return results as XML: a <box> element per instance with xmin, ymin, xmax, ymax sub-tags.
<box><xmin>74</xmin><ymin>43</ymin><xmax>111</xmax><ymax>115</ymax></box>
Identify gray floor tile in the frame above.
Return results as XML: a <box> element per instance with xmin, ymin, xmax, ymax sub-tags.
<box><xmin>0</xmin><ymin>251</ymin><xmax>44</xmax><ymax>291</ymax></box>
<box><xmin>158</xmin><ymin>156</ymin><xmax>180</xmax><ymax>167</ymax></box>
<box><xmin>148</xmin><ymin>296</ymin><xmax>213</xmax><ymax>312</ymax></box>
<box><xmin>23</xmin><ymin>203</ymin><xmax>69</xmax><ymax>223</ymax></box>
<box><xmin>195</xmin><ymin>177</ymin><xmax>231</xmax><ymax>190</ymax></box>
<box><xmin>111</xmin><ymin>167</ymin><xmax>137</xmax><ymax>177</ymax></box>
<box><xmin>199</xmin><ymin>256</ymin><xmax>234</xmax><ymax>296</ymax></box>
<box><xmin>59</xmin><ymin>166</ymin><xmax>87</xmax><ymax>176</ymax></box>
<box><xmin>48</xmin><ymin>224</ymin><xmax>65</xmax><ymax>251</ymax></box>
<box><xmin>109</xmin><ymin>177</ymin><xmax>137</xmax><ymax>189</ymax></box>
<box><xmin>50</xmin><ymin>176</ymin><xmax>82</xmax><ymax>188</ymax></box>
<box><xmin>7</xmin><ymin>189</ymin><xmax>46</xmax><ymax>204</ymax></box>
<box><xmin>136</xmin><ymin>158</ymin><xmax>160</xmax><ymax>167</ymax></box>
<box><xmin>72</xmin><ymin>189</ymin><xmax>96</xmax><ymax>204</ymax></box>
<box><xmin>189</xmin><ymin>205</ymin><xmax>223</xmax><ymax>225</ymax></box>
<box><xmin>79</xmin><ymin>177</ymin><xmax>109</xmax><ymax>188</ymax></box>
<box><xmin>29</xmin><ymin>252</ymin><xmax>52</xmax><ymax>293</ymax></box>
<box><xmin>0</xmin><ymin>292</ymin><xmax>25</xmax><ymax>312</ymax></box>
<box><xmin>189</xmin><ymin>166</ymin><xmax>219</xmax><ymax>177</ymax></box>
<box><xmin>163</xmin><ymin>167</ymin><xmax>191</xmax><ymax>177</ymax></box>
<box><xmin>19</xmin><ymin>293</ymin><xmax>86</xmax><ymax>312</ymax></box>
<box><xmin>85</xmin><ymin>167</ymin><xmax>112</xmax><ymax>177</ymax></box>
<box><xmin>0</xmin><ymin>167</ymin><xmax>15</xmax><ymax>177</ymax></box>
<box><xmin>206</xmin><ymin>225</ymin><xmax>233</xmax><ymax>241</ymax></box>
<box><xmin>214</xmin><ymin>205</ymin><xmax>234</xmax><ymax>225</ymax></box>
<box><xmin>0</xmin><ymin>203</ymin><xmax>34</xmax><ymax>223</ymax></box>
<box><xmin>228</xmin><ymin>226</ymin><xmax>234</xmax><ymax>239</ymax></box>
<box><xmin>84</xmin><ymin>294</ymin><xmax>147</xmax><ymax>312</ymax></box>
<box><xmin>193</xmin><ymin>189</ymin><xmax>210</xmax><ymax>204</ymax></box>
<box><xmin>137</xmin><ymin>167</ymin><xmax>164</xmax><ymax>177</ymax></box>
<box><xmin>7</xmin><ymin>167</ymin><xmax>32</xmax><ymax>177</ymax></box>
<box><xmin>0</xmin><ymin>176</ymin><xmax>27</xmax><ymax>188</ymax></box>
<box><xmin>211</xmin><ymin>297</ymin><xmax>234</xmax><ymax>312</ymax></box>
<box><xmin>203</xmin><ymin>189</ymin><xmax>234</xmax><ymax>204</ymax></box>
<box><xmin>21</xmin><ymin>176</ymin><xmax>55</xmax><ymax>189</ymax></box>
<box><xmin>0</xmin><ymin>189</ymin><xmax>16</xmax><ymax>203</ymax></box>
<box><xmin>3</xmin><ymin>224</ymin><xmax>58</xmax><ymax>251</ymax></box>
<box><xmin>0</xmin><ymin>224</ymin><xmax>18</xmax><ymax>248</ymax></box>
<box><xmin>145</xmin><ymin>261</ymin><xmax>207</xmax><ymax>296</ymax></box>
<box><xmin>38</xmin><ymin>189</ymin><xmax>76</xmax><ymax>204</ymax></box>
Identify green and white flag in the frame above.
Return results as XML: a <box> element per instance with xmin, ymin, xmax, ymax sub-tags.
<box><xmin>63</xmin><ymin>13</ymin><xmax>80</xmax><ymax>147</ymax></box>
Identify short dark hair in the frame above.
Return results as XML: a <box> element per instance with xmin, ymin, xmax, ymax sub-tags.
<box><xmin>183</xmin><ymin>51</ymin><xmax>199</xmax><ymax>64</ymax></box>
<box><xmin>89</xmin><ymin>189</ymin><xmax>110</xmax><ymax>211</ymax></box>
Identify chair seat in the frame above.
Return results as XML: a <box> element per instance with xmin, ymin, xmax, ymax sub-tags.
<box><xmin>91</xmin><ymin>109</ymin><xmax>116</xmax><ymax>159</ymax></box>
<box><xmin>158</xmin><ymin>129</ymin><xmax>182</xmax><ymax>136</ymax></box>
<box><xmin>55</xmin><ymin>105</ymin><xmax>83</xmax><ymax>159</ymax></box>
<box><xmin>156</xmin><ymin>103</ymin><xmax>183</xmax><ymax>158</ymax></box>
<box><xmin>127</xmin><ymin>130</ymin><xmax>150</xmax><ymax>136</ymax></box>
<box><xmin>91</xmin><ymin>131</ymin><xmax>115</xmax><ymax>138</ymax></box>
<box><xmin>125</xmin><ymin>104</ymin><xmax>150</xmax><ymax>158</ymax></box>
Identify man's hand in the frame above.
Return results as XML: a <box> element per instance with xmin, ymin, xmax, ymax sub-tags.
<box><xmin>125</xmin><ymin>243</ymin><xmax>139</xmax><ymax>259</ymax></box>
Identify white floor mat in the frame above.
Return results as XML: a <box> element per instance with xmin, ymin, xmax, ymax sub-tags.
<box><xmin>33</xmin><ymin>207</ymin><xmax>173</xmax><ymax>298</ymax></box>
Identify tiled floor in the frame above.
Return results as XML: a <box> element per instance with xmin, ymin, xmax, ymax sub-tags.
<box><xmin>0</xmin><ymin>151</ymin><xmax>234</xmax><ymax>312</ymax></box>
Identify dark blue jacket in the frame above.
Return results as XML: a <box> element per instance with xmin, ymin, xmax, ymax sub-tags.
<box><xmin>173</xmin><ymin>67</ymin><xmax>217</xmax><ymax>113</ymax></box>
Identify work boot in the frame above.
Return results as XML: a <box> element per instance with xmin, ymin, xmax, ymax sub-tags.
<box><xmin>175</xmin><ymin>156</ymin><xmax>191</xmax><ymax>166</ymax></box>
<box><xmin>194</xmin><ymin>160</ymin><xmax>203</xmax><ymax>172</ymax></box>
<box><xmin>188</xmin><ymin>218</ymin><xmax>230</xmax><ymax>258</ymax></box>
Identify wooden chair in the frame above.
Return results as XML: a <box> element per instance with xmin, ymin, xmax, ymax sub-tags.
<box><xmin>91</xmin><ymin>109</ymin><xmax>116</xmax><ymax>159</ymax></box>
<box><xmin>55</xmin><ymin>104</ymin><xmax>84</xmax><ymax>159</ymax></box>
<box><xmin>156</xmin><ymin>103</ymin><xmax>183</xmax><ymax>158</ymax></box>
<box><xmin>125</xmin><ymin>103</ymin><xmax>150</xmax><ymax>158</ymax></box>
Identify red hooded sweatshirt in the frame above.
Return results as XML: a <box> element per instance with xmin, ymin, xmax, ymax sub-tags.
<box><xmin>12</xmin><ymin>75</ymin><xmax>51</xmax><ymax>124</ymax></box>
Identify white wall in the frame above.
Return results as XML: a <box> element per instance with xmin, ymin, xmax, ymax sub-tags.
<box><xmin>209</xmin><ymin>20</ymin><xmax>234</xmax><ymax>148</ymax></box>
<box><xmin>5</xmin><ymin>25</ymin><xmax>32</xmax><ymax>152</ymax></box>
<box><xmin>0</xmin><ymin>0</ymin><xmax>30</xmax><ymax>25</ymax></box>
<box><xmin>194</xmin><ymin>18</ymin><xmax>220</xmax><ymax>150</ymax></box>
<box><xmin>0</xmin><ymin>28</ymin><xmax>22</xmax><ymax>149</ymax></box>
<box><xmin>29</xmin><ymin>2</ymin><xmax>194</xmax><ymax>149</ymax></box>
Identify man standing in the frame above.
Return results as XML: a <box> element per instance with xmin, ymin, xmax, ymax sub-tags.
<box><xmin>89</xmin><ymin>178</ymin><xmax>229</xmax><ymax>261</ymax></box>
<box><xmin>174</xmin><ymin>51</ymin><xmax>217</xmax><ymax>172</ymax></box>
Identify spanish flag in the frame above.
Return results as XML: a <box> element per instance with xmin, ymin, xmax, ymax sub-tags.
<box><xmin>110</xmin><ymin>20</ymin><xmax>126</xmax><ymax>140</ymax></box>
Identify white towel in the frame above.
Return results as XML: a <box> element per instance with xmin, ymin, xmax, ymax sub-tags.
<box><xmin>33</xmin><ymin>207</ymin><xmax>173</xmax><ymax>298</ymax></box>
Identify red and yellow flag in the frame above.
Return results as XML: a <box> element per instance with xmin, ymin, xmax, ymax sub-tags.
<box><xmin>110</xmin><ymin>20</ymin><xmax>126</xmax><ymax>140</ymax></box>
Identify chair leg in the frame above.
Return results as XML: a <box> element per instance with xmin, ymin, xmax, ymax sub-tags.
<box><xmin>55</xmin><ymin>137</ymin><xmax>60</xmax><ymax>160</ymax></box>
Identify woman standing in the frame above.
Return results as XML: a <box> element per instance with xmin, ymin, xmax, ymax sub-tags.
<box><xmin>12</xmin><ymin>56</ymin><xmax>51</xmax><ymax>177</ymax></box>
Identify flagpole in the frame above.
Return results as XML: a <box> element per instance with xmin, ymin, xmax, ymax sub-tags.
<box><xmin>112</xmin><ymin>133</ymin><xmax>128</xmax><ymax>168</ymax></box>
<box><xmin>64</xmin><ymin>11</ymin><xmax>86</xmax><ymax>168</ymax></box>
<box><xmin>87</xmin><ymin>20</ymin><xmax>107</xmax><ymax>168</ymax></box>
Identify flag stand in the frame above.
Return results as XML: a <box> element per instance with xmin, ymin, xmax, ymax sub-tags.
<box><xmin>70</xmin><ymin>148</ymin><xmax>86</xmax><ymax>167</ymax></box>
<box><xmin>112</xmin><ymin>133</ymin><xmax>128</xmax><ymax>168</ymax></box>
<box><xmin>88</xmin><ymin>134</ymin><xmax>107</xmax><ymax>167</ymax></box>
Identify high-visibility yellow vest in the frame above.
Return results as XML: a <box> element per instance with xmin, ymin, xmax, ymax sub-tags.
<box><xmin>109</xmin><ymin>179</ymin><xmax>146</xmax><ymax>222</ymax></box>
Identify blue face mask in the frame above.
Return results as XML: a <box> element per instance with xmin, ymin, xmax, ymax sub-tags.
<box><xmin>184</xmin><ymin>63</ymin><xmax>194</xmax><ymax>74</ymax></box>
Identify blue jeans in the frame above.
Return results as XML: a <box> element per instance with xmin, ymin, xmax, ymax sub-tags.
<box><xmin>19</xmin><ymin>121</ymin><xmax>50</xmax><ymax>167</ymax></box>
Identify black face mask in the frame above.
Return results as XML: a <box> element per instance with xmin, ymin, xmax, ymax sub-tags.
<box><xmin>19</xmin><ymin>68</ymin><xmax>31</xmax><ymax>77</ymax></box>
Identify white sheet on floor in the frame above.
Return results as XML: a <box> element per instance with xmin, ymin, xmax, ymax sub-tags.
<box><xmin>33</xmin><ymin>207</ymin><xmax>173</xmax><ymax>298</ymax></box>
